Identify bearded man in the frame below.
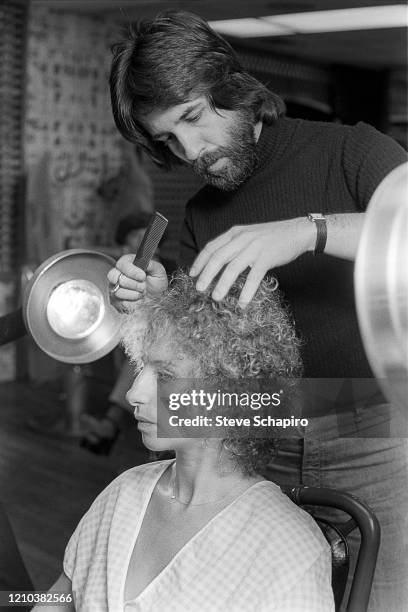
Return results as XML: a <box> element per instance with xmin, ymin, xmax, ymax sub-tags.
<box><xmin>107</xmin><ymin>11</ymin><xmax>408</xmax><ymax>612</ymax></box>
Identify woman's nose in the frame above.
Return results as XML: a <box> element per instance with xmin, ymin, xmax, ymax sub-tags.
<box><xmin>125</xmin><ymin>366</ymin><xmax>155</xmax><ymax>407</ymax></box>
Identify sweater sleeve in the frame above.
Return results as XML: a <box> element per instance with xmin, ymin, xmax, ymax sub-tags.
<box><xmin>341</xmin><ymin>121</ymin><xmax>407</xmax><ymax>210</ymax></box>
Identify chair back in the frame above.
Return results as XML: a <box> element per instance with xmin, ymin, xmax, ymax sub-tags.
<box><xmin>281</xmin><ymin>486</ymin><xmax>380</xmax><ymax>612</ymax></box>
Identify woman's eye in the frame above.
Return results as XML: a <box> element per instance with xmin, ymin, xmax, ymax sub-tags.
<box><xmin>134</xmin><ymin>363</ymin><xmax>144</xmax><ymax>380</ymax></box>
<box><xmin>157</xmin><ymin>370</ymin><xmax>174</xmax><ymax>382</ymax></box>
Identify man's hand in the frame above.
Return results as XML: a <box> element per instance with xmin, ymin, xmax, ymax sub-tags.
<box><xmin>189</xmin><ymin>218</ymin><xmax>315</xmax><ymax>307</ymax></box>
<box><xmin>107</xmin><ymin>255</ymin><xmax>168</xmax><ymax>303</ymax></box>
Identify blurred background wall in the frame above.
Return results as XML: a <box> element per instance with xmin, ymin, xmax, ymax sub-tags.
<box><xmin>24</xmin><ymin>7</ymin><xmax>124</xmax><ymax>258</ymax></box>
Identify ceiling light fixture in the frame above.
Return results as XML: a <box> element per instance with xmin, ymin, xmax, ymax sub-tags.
<box><xmin>210</xmin><ymin>4</ymin><xmax>408</xmax><ymax>37</ymax></box>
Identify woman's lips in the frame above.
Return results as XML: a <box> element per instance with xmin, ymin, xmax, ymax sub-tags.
<box><xmin>136</xmin><ymin>417</ymin><xmax>156</xmax><ymax>430</ymax></box>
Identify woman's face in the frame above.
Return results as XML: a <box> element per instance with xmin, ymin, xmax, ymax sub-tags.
<box><xmin>126</xmin><ymin>341</ymin><xmax>199</xmax><ymax>452</ymax></box>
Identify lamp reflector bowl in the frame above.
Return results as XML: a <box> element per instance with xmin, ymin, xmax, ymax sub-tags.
<box><xmin>23</xmin><ymin>249</ymin><xmax>121</xmax><ymax>364</ymax></box>
<box><xmin>355</xmin><ymin>162</ymin><xmax>408</xmax><ymax>410</ymax></box>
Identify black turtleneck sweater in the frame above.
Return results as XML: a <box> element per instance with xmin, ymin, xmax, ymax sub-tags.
<box><xmin>179</xmin><ymin>117</ymin><xmax>407</xmax><ymax>378</ymax></box>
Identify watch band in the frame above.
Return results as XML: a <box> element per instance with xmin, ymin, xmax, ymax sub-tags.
<box><xmin>307</xmin><ymin>213</ymin><xmax>327</xmax><ymax>255</ymax></box>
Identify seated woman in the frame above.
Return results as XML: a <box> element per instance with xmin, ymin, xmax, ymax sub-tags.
<box><xmin>35</xmin><ymin>271</ymin><xmax>334</xmax><ymax>612</ymax></box>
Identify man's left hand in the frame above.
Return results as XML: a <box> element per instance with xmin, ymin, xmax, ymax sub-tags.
<box><xmin>189</xmin><ymin>218</ymin><xmax>314</xmax><ymax>307</ymax></box>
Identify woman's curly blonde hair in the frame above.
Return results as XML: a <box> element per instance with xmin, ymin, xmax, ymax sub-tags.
<box><xmin>121</xmin><ymin>269</ymin><xmax>302</xmax><ymax>474</ymax></box>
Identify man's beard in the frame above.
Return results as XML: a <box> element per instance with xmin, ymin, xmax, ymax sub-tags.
<box><xmin>191</xmin><ymin>112</ymin><xmax>258</xmax><ymax>191</ymax></box>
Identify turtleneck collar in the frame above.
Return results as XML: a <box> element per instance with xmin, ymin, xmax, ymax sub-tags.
<box><xmin>254</xmin><ymin>116</ymin><xmax>295</xmax><ymax>174</ymax></box>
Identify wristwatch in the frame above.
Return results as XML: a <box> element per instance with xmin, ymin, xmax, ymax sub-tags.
<box><xmin>307</xmin><ymin>213</ymin><xmax>327</xmax><ymax>255</ymax></box>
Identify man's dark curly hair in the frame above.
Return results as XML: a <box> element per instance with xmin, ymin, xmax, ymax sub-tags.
<box><xmin>110</xmin><ymin>10</ymin><xmax>285</xmax><ymax>169</ymax></box>
<box><xmin>120</xmin><ymin>270</ymin><xmax>302</xmax><ymax>475</ymax></box>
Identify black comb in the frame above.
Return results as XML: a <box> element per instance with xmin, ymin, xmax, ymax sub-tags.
<box><xmin>132</xmin><ymin>212</ymin><xmax>168</xmax><ymax>271</ymax></box>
